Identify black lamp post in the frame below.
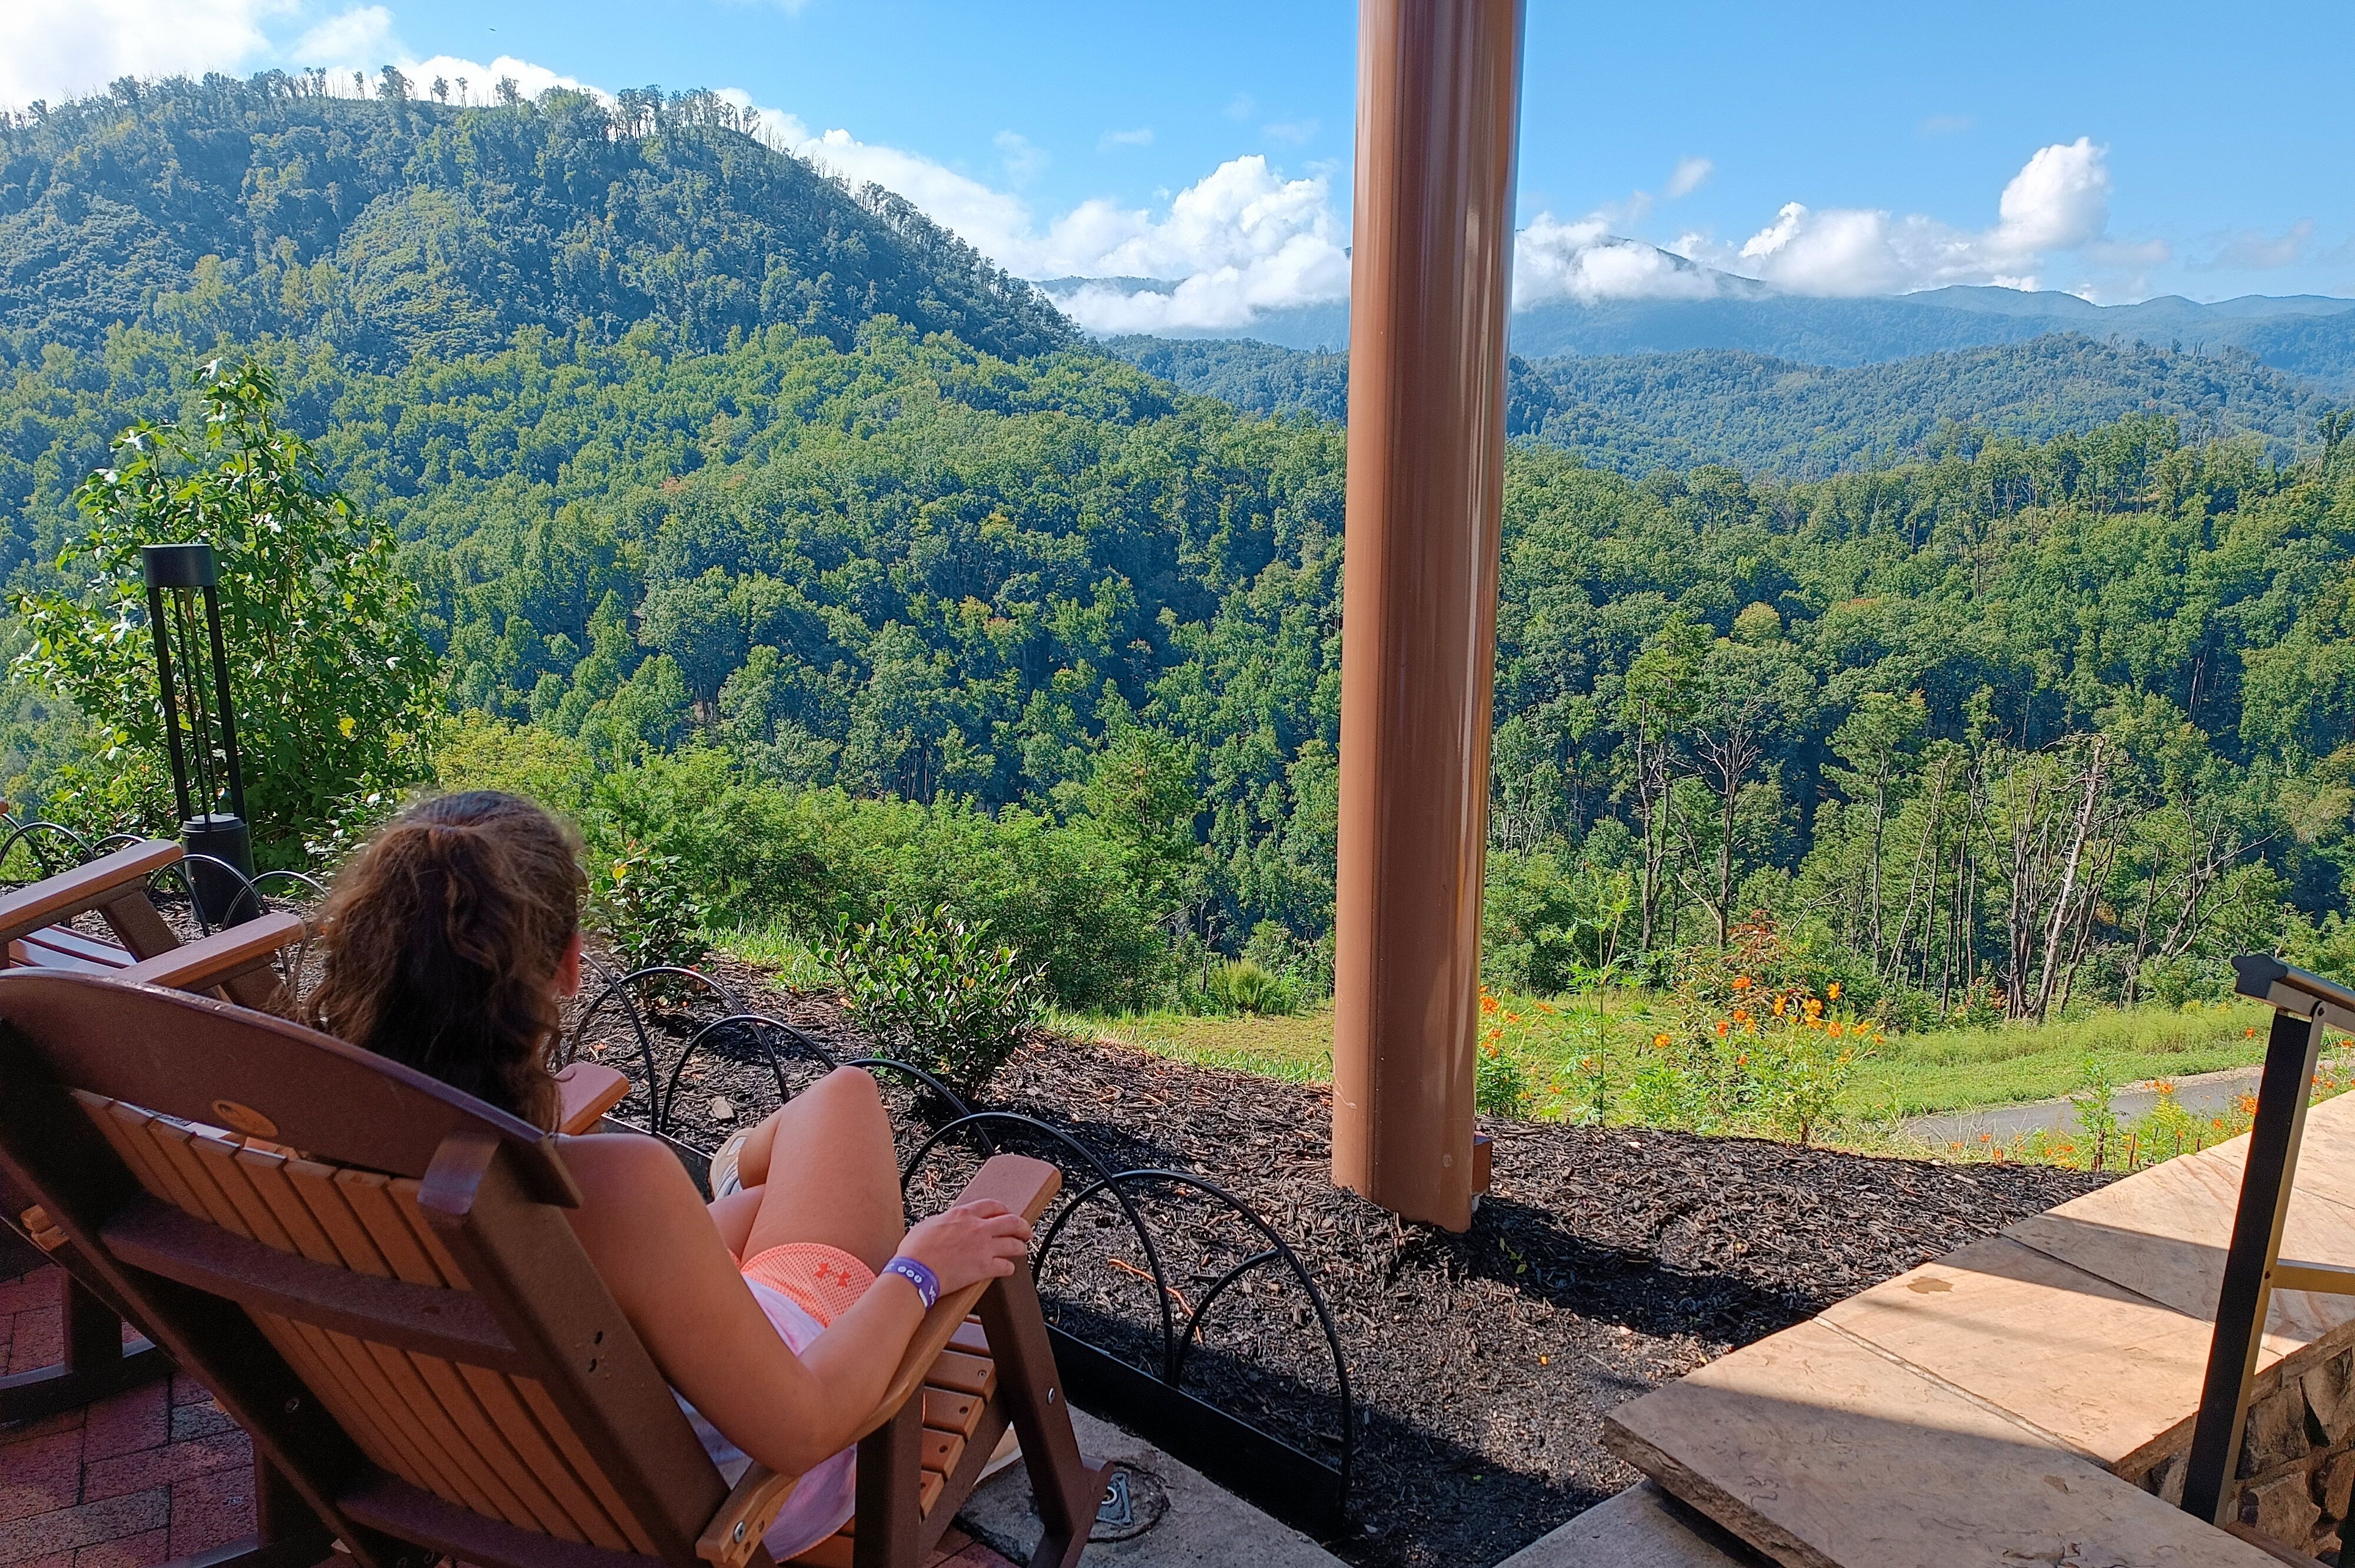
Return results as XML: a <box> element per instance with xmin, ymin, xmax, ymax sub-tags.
<box><xmin>141</xmin><ymin>543</ymin><xmax>256</xmax><ymax>925</ymax></box>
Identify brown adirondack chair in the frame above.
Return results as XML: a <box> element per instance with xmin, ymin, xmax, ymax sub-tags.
<box><xmin>0</xmin><ymin>837</ymin><xmax>293</xmax><ymax>1012</ymax></box>
<box><xmin>0</xmin><ymin>971</ymin><xmax>1111</xmax><ymax>1568</ymax></box>
<box><xmin>1</xmin><ymin>843</ymin><xmax>314</xmax><ymax>1418</ymax></box>
<box><xmin>5</xmin><ymin>1044</ymin><xmax>632</xmax><ymax>1420</ymax></box>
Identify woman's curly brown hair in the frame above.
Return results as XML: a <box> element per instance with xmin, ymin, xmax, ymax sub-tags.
<box><xmin>304</xmin><ymin>792</ymin><xmax>585</xmax><ymax>1129</ymax></box>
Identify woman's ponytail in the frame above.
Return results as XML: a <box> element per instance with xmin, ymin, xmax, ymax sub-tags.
<box><xmin>306</xmin><ymin>792</ymin><xmax>586</xmax><ymax>1128</ymax></box>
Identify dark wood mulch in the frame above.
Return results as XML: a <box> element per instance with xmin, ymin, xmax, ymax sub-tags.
<box><xmin>33</xmin><ymin>896</ymin><xmax>2112</xmax><ymax>1562</ymax></box>
<box><xmin>573</xmin><ymin>955</ymin><xmax>2111</xmax><ymax>1568</ymax></box>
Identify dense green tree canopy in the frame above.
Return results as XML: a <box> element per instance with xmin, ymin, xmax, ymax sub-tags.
<box><xmin>5</xmin><ymin>76</ymin><xmax>2353</xmax><ymax>1018</ymax></box>
<box><xmin>1105</xmin><ymin>333</ymin><xmax>2331</xmax><ymax>478</ymax></box>
<box><xmin>0</xmin><ymin>74</ymin><xmax>1070</xmax><ymax>368</ymax></box>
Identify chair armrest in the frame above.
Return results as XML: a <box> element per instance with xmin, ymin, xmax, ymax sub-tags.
<box><xmin>853</xmin><ymin>1153</ymin><xmax>1063</xmax><ymax>1440</ymax></box>
<box><xmin>115</xmin><ymin>912</ymin><xmax>305</xmax><ymax>994</ymax></box>
<box><xmin>0</xmin><ymin>841</ymin><xmax>182</xmax><ymax>946</ymax></box>
<box><xmin>695</xmin><ymin>1464</ymin><xmax>800</xmax><ymax>1568</ymax></box>
<box><xmin>555</xmin><ymin>1063</ymin><xmax>631</xmax><ymax>1135</ymax></box>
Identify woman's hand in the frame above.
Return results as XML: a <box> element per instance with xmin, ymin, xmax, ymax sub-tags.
<box><xmin>897</xmin><ymin>1199</ymin><xmax>1033</xmax><ymax>1295</ymax></box>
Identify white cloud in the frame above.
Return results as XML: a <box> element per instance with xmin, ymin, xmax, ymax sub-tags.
<box><xmin>1</xmin><ymin>0</ymin><xmax>293</xmax><ymax>107</ymax></box>
<box><xmin>1099</xmin><ymin>127</ymin><xmax>1153</xmax><ymax>151</ymax></box>
<box><xmin>1223</xmin><ymin>93</ymin><xmax>1255</xmax><ymax>121</ymax></box>
<box><xmin>2197</xmin><ymin>220</ymin><xmax>2316</xmax><ymax>273</ymax></box>
<box><xmin>0</xmin><ymin>0</ymin><xmax>599</xmax><ymax>109</ymax></box>
<box><xmin>1515</xmin><ymin>215</ymin><xmax>1719</xmax><ymax>306</ymax></box>
<box><xmin>994</xmin><ymin>129</ymin><xmax>1047</xmax><ymax>185</ymax></box>
<box><xmin>1664</xmin><ymin>156</ymin><xmax>1712</xmax><ymax>198</ymax></box>
<box><xmin>1992</xmin><ymin>138</ymin><xmax>2108</xmax><ymax>253</ymax></box>
<box><xmin>1513</xmin><ymin>138</ymin><xmax>2164</xmax><ymax>305</ymax></box>
<box><xmin>1264</xmin><ymin>119</ymin><xmax>1318</xmax><ymax>146</ymax></box>
<box><xmin>291</xmin><ymin>6</ymin><xmax>396</xmax><ymax>71</ymax></box>
<box><xmin>400</xmin><ymin>52</ymin><xmax>597</xmax><ymax>102</ymax></box>
<box><xmin>1672</xmin><ymin>138</ymin><xmax>2155</xmax><ymax>297</ymax></box>
<box><xmin>763</xmin><ymin>111</ymin><xmax>1349</xmax><ymax>331</ymax></box>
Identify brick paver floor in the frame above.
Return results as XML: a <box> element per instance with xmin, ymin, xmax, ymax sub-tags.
<box><xmin>1</xmin><ymin>1265</ymin><xmax>1012</xmax><ymax>1568</ymax></box>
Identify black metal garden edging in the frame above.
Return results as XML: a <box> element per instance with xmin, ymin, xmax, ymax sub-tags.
<box><xmin>2182</xmin><ymin>955</ymin><xmax>2355</xmax><ymax>1539</ymax></box>
<box><xmin>565</xmin><ymin>961</ymin><xmax>1357</xmax><ymax>1539</ymax></box>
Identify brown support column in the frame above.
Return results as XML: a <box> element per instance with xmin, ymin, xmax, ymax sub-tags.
<box><xmin>1332</xmin><ymin>0</ymin><xmax>1522</xmax><ymax>1231</ymax></box>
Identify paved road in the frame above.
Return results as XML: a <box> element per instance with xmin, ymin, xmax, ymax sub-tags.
<box><xmin>1902</xmin><ymin>1054</ymin><xmax>2355</xmax><ymax>1148</ymax></box>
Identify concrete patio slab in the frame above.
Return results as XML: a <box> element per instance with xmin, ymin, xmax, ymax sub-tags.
<box><xmin>2005</xmin><ymin>1140</ymin><xmax>2355</xmax><ymax>1357</ymax></box>
<box><xmin>1820</xmin><ymin>1234</ymin><xmax>2225</xmax><ymax>1476</ymax></box>
<box><xmin>1604</xmin><ymin>1317</ymin><xmax>2282</xmax><ymax>1568</ymax></box>
<box><xmin>955</xmin><ymin>1407</ymin><xmax>1346</xmax><ymax>1568</ymax></box>
<box><xmin>1494</xmin><ymin>1481</ymin><xmax>1765</xmax><ymax>1567</ymax></box>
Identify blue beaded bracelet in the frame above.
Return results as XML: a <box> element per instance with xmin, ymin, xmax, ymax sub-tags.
<box><xmin>882</xmin><ymin>1255</ymin><xmax>940</xmax><ymax>1310</ymax></box>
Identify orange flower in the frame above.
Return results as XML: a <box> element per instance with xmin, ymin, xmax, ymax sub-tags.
<box><xmin>2245</xmin><ymin>1027</ymin><xmax>2257</xmax><ymax>1038</ymax></box>
<box><xmin>1731</xmin><ymin>975</ymin><xmax>1753</xmax><ymax>991</ymax></box>
<box><xmin>1653</xmin><ymin>1032</ymin><xmax>1673</xmax><ymax>1049</ymax></box>
<box><xmin>1827</xmin><ymin>1022</ymin><xmax>1845</xmax><ymax>1038</ymax></box>
<box><xmin>1804</xmin><ymin>996</ymin><xmax>1823</xmax><ymax>1016</ymax></box>
<box><xmin>1715</xmin><ymin>1020</ymin><xmax>1730</xmax><ymax>1036</ymax></box>
<box><xmin>1827</xmin><ymin>981</ymin><xmax>1842</xmax><ymax>1001</ymax></box>
<box><xmin>1772</xmin><ymin>996</ymin><xmax>1787</xmax><ymax>1017</ymax></box>
<box><xmin>1481</xmin><ymin>994</ymin><xmax>1500</xmax><ymax>1015</ymax></box>
<box><xmin>1732</xmin><ymin>1008</ymin><xmax>1750</xmax><ymax>1022</ymax></box>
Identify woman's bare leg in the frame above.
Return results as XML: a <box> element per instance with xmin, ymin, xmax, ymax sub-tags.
<box><xmin>708</xmin><ymin>1186</ymin><xmax>763</xmax><ymax>1259</ymax></box>
<box><xmin>736</xmin><ymin>1106</ymin><xmax>785</xmax><ymax>1190</ymax></box>
<box><xmin>732</xmin><ymin>1067</ymin><xmax>906</xmax><ymax>1271</ymax></box>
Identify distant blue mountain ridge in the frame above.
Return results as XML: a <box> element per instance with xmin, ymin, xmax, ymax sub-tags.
<box><xmin>1039</xmin><ymin>252</ymin><xmax>2355</xmax><ymax>390</ymax></box>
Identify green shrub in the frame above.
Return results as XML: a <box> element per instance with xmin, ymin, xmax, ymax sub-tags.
<box><xmin>1475</xmin><ymin>1037</ymin><xmax>1533</xmax><ymax>1117</ymax></box>
<box><xmin>421</xmin><ymin>727</ymin><xmax>1170</xmax><ymax>1012</ymax></box>
<box><xmin>12</xmin><ymin>360</ymin><xmax>436</xmax><ymax>863</ymax></box>
<box><xmin>592</xmin><ymin>842</ymin><xmax>711</xmax><ymax>972</ymax></box>
<box><xmin>1482</xmin><ymin>849</ymin><xmax>1631</xmax><ymax>996</ymax></box>
<box><xmin>1753</xmin><ymin>1029</ymin><xmax>1860</xmax><ymax>1145</ymax></box>
<box><xmin>1206</xmin><ymin>957</ymin><xmax>1292</xmax><ymax>1016</ymax></box>
<box><xmin>2287</xmin><ymin>911</ymin><xmax>2355</xmax><ymax>991</ymax></box>
<box><xmin>816</xmin><ymin>903</ymin><xmax>1046</xmax><ymax>1094</ymax></box>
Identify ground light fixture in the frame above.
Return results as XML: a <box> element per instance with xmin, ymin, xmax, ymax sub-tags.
<box><xmin>140</xmin><ymin>541</ymin><xmax>254</xmax><ymax>924</ymax></box>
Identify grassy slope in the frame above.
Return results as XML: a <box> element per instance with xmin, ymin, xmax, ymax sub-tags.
<box><xmin>714</xmin><ymin>926</ymin><xmax>2289</xmax><ymax>1135</ymax></box>
<box><xmin>1075</xmin><ymin>991</ymin><xmax>2284</xmax><ymax>1121</ymax></box>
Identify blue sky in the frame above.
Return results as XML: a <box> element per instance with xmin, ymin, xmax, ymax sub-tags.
<box><xmin>9</xmin><ymin>0</ymin><xmax>2353</xmax><ymax>328</ymax></box>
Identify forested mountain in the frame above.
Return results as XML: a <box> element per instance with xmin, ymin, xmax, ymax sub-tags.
<box><xmin>1102</xmin><ymin>335</ymin><xmax>1351</xmax><ymax>421</ymax></box>
<box><xmin>1515</xmin><ymin>336</ymin><xmax>2328</xmax><ymax>476</ymax></box>
<box><xmin>0</xmin><ymin>74</ymin><xmax>1071</xmax><ymax>368</ymax></box>
<box><xmin>1102</xmin><ymin>332</ymin><xmax>2336</xmax><ymax>473</ymax></box>
<box><xmin>8</xmin><ymin>316</ymin><xmax>2353</xmax><ymax>1015</ymax></box>
<box><xmin>1102</xmin><ymin>332</ymin><xmax>2334</xmax><ymax>477</ymax></box>
<box><xmin>5</xmin><ymin>76</ymin><xmax>2353</xmax><ymax>1022</ymax></box>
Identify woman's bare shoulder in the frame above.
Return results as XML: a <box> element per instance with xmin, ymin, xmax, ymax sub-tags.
<box><xmin>555</xmin><ymin>1128</ymin><xmax>703</xmax><ymax>1213</ymax></box>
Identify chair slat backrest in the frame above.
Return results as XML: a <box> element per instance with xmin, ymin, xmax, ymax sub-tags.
<box><xmin>0</xmin><ymin>971</ymin><xmax>737</xmax><ymax>1568</ymax></box>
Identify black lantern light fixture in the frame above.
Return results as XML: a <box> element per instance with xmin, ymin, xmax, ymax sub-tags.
<box><xmin>141</xmin><ymin>542</ymin><xmax>256</xmax><ymax>924</ymax></box>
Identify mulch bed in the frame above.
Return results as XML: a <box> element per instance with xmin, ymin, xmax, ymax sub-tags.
<box><xmin>33</xmin><ymin>891</ymin><xmax>2114</xmax><ymax>1563</ymax></box>
<box><xmin>572</xmin><ymin>953</ymin><xmax>2112</xmax><ymax>1568</ymax></box>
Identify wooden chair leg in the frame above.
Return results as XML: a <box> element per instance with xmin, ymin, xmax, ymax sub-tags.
<box><xmin>0</xmin><ymin>1272</ymin><xmax>172</xmax><ymax>1423</ymax></box>
<box><xmin>851</xmin><ymin>1399</ymin><xmax>925</xmax><ymax>1568</ymax></box>
<box><xmin>976</xmin><ymin>1272</ymin><xmax>1115</xmax><ymax>1568</ymax></box>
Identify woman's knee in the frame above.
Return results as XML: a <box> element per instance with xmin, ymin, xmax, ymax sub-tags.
<box><xmin>811</xmin><ymin>1065</ymin><xmax>881</xmax><ymax>1112</ymax></box>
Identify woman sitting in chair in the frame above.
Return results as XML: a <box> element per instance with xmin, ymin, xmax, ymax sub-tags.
<box><xmin>303</xmin><ymin>790</ymin><xmax>1031</xmax><ymax>1560</ymax></box>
